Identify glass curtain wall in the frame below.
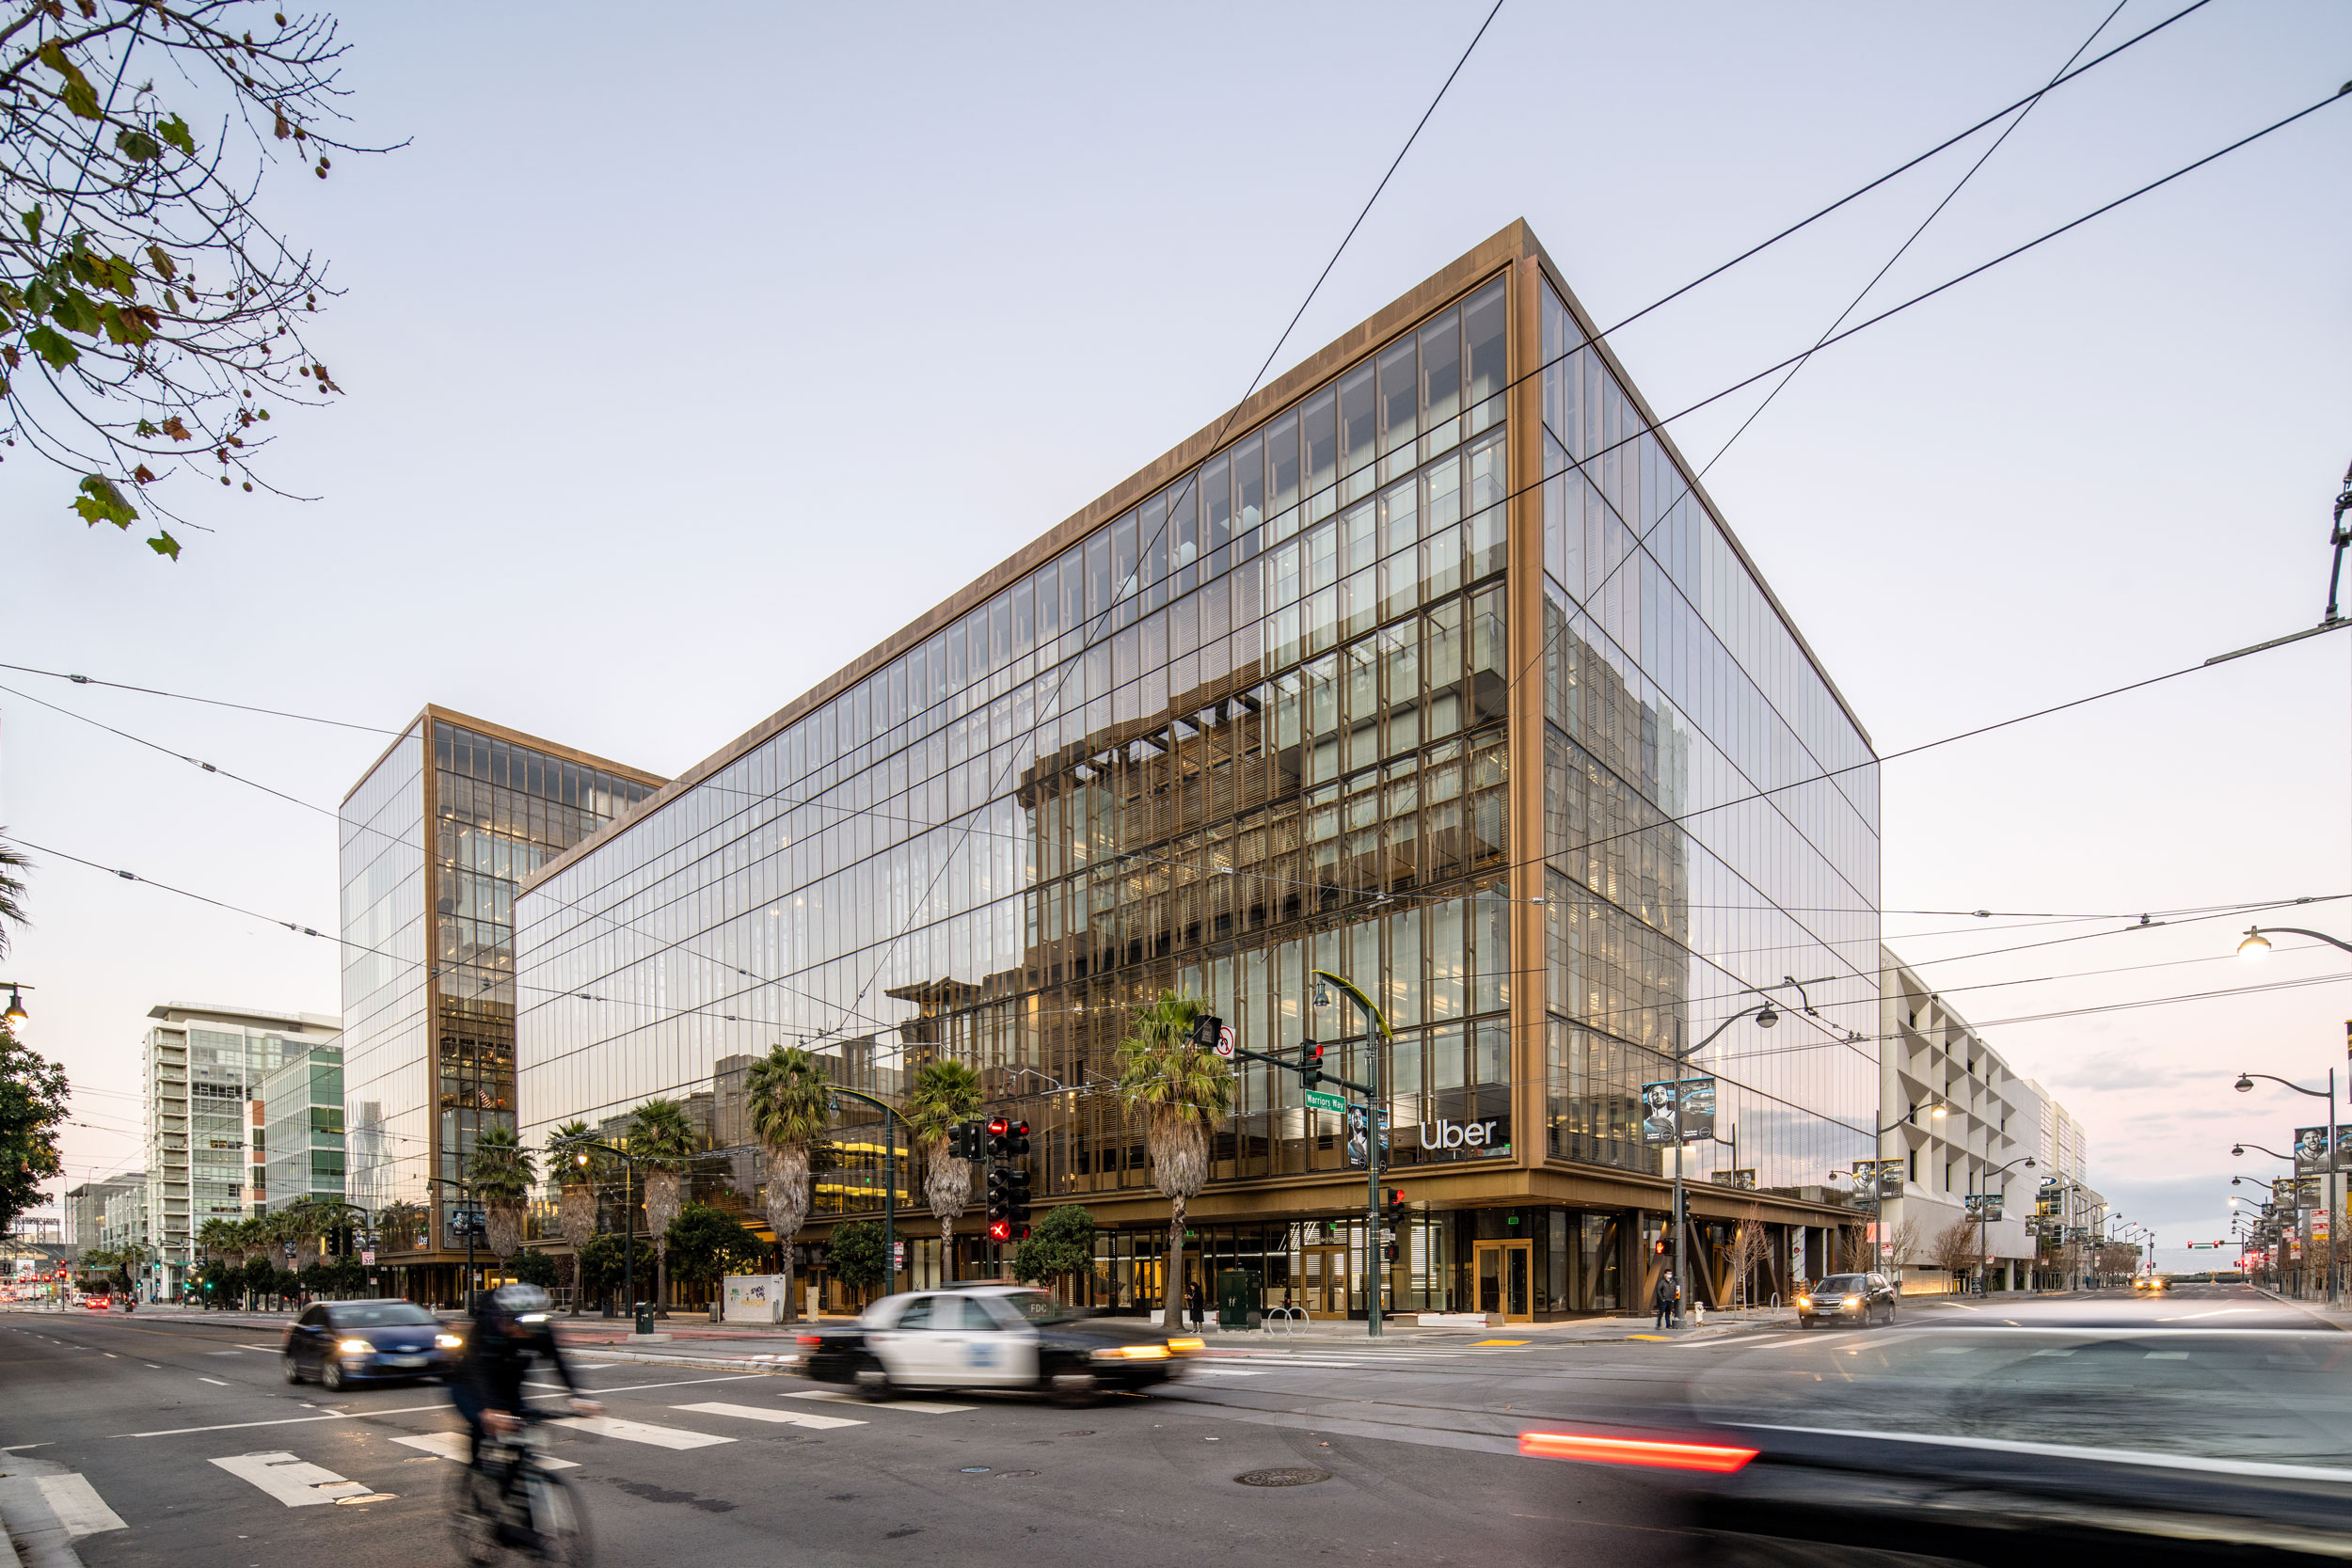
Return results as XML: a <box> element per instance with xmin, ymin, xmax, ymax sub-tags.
<box><xmin>516</xmin><ymin>278</ymin><xmax>1517</xmax><ymax>1214</ymax></box>
<box><xmin>340</xmin><ymin>726</ymin><xmax>429</xmax><ymax>1221</ymax></box>
<box><xmin>1534</xmin><ymin>277</ymin><xmax>1879</xmax><ymax>1199</ymax></box>
<box><xmin>262</xmin><ymin>1047</ymin><xmax>346</xmax><ymax>1213</ymax></box>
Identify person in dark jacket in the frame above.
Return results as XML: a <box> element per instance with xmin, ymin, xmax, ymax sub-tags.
<box><xmin>450</xmin><ymin>1283</ymin><xmax>601</xmax><ymax>1462</ymax></box>
<box><xmin>1185</xmin><ymin>1279</ymin><xmax>1204</xmax><ymax>1331</ymax></box>
<box><xmin>1651</xmin><ymin>1269</ymin><xmax>1679</xmax><ymax>1330</ymax></box>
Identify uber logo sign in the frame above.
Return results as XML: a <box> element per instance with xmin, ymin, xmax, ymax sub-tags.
<box><xmin>1417</xmin><ymin>1117</ymin><xmax>1507</xmax><ymax>1153</ymax></box>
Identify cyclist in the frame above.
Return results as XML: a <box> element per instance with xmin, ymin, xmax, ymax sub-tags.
<box><xmin>451</xmin><ymin>1283</ymin><xmax>602</xmax><ymax>1463</ymax></box>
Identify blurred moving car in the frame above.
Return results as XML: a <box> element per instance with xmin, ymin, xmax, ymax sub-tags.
<box><xmin>79</xmin><ymin>1292</ymin><xmax>110</xmax><ymax>1310</ymax></box>
<box><xmin>282</xmin><ymin>1298</ymin><xmax>462</xmax><ymax>1389</ymax></box>
<box><xmin>800</xmin><ymin>1284</ymin><xmax>1198</xmax><ymax>1404</ymax></box>
<box><xmin>1794</xmin><ymin>1272</ymin><xmax>1897</xmax><ymax>1328</ymax></box>
<box><xmin>2131</xmin><ymin>1273</ymin><xmax>2169</xmax><ymax>1292</ymax></box>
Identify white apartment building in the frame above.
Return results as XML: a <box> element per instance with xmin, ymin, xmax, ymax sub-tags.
<box><xmin>142</xmin><ymin>1002</ymin><xmax>341</xmax><ymax>1298</ymax></box>
<box><xmin>1875</xmin><ymin>946</ymin><xmax>2059</xmax><ymax>1291</ymax></box>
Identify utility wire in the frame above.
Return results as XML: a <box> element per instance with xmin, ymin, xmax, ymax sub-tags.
<box><xmin>0</xmin><ymin>659</ymin><xmax>402</xmax><ymax>736</ymax></box>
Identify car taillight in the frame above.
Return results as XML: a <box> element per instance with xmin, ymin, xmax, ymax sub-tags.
<box><xmin>798</xmin><ymin>1335</ymin><xmax>822</xmax><ymax>1347</ymax></box>
<box><xmin>1518</xmin><ymin>1432</ymin><xmax>1757</xmax><ymax>1473</ymax></box>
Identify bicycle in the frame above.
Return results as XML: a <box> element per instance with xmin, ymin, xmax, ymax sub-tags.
<box><xmin>447</xmin><ymin>1408</ymin><xmax>593</xmax><ymax>1567</ymax></box>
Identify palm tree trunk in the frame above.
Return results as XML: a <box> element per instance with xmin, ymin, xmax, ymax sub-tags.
<box><xmin>941</xmin><ymin>1213</ymin><xmax>955</xmax><ymax>1284</ymax></box>
<box><xmin>656</xmin><ymin>1243</ymin><xmax>668</xmax><ymax>1318</ymax></box>
<box><xmin>1165</xmin><ymin>1193</ymin><xmax>1187</xmax><ymax>1329</ymax></box>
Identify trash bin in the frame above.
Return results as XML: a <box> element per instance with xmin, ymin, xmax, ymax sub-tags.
<box><xmin>634</xmin><ymin>1303</ymin><xmax>654</xmax><ymax>1335</ymax></box>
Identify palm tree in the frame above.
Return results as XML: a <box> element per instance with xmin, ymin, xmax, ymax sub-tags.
<box><xmin>904</xmin><ymin>1058</ymin><xmax>982</xmax><ymax>1282</ymax></box>
<box><xmin>745</xmin><ymin>1043</ymin><xmax>832</xmax><ymax>1323</ymax></box>
<box><xmin>1115</xmin><ymin>990</ymin><xmax>1233</xmax><ymax>1330</ymax></box>
<box><xmin>279</xmin><ymin>1196</ymin><xmax>330</xmax><ymax>1271</ymax></box>
<box><xmin>0</xmin><ymin>832</ymin><xmax>29</xmax><ymax>958</ymax></box>
<box><xmin>467</xmin><ymin>1124</ymin><xmax>538</xmax><ymax>1266</ymax></box>
<box><xmin>628</xmin><ymin>1098</ymin><xmax>699</xmax><ymax>1316</ymax></box>
<box><xmin>378</xmin><ymin>1200</ymin><xmax>426</xmax><ymax>1255</ymax></box>
<box><xmin>547</xmin><ymin>1119</ymin><xmax>603</xmax><ymax>1314</ymax></box>
<box><xmin>194</xmin><ymin>1217</ymin><xmax>232</xmax><ymax>1269</ymax></box>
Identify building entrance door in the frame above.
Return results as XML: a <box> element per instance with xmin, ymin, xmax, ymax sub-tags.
<box><xmin>1475</xmin><ymin>1241</ymin><xmax>1533</xmax><ymax>1323</ymax></box>
<box><xmin>1301</xmin><ymin>1245</ymin><xmax>1350</xmax><ymax>1317</ymax></box>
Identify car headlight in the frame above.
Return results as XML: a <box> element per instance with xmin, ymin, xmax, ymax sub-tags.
<box><xmin>338</xmin><ymin>1338</ymin><xmax>372</xmax><ymax>1354</ymax></box>
<box><xmin>1841</xmin><ymin>1295</ymin><xmax>1861</xmax><ymax>1307</ymax></box>
<box><xmin>1795</xmin><ymin>1296</ymin><xmax>1812</xmax><ymax>1308</ymax></box>
<box><xmin>436</xmin><ymin>1333</ymin><xmax>463</xmax><ymax>1349</ymax></box>
<box><xmin>1091</xmin><ymin>1344</ymin><xmax>1171</xmax><ymax>1361</ymax></box>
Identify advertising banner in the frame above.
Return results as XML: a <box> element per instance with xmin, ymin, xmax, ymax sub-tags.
<box><xmin>1639</xmin><ymin>1077</ymin><xmax>1716</xmax><ymax>1146</ymax></box>
<box><xmin>2296</xmin><ymin>1126</ymin><xmax>2332</xmax><ymax>1176</ymax></box>
<box><xmin>1345</xmin><ymin>1105</ymin><xmax>1392</xmax><ymax>1170</ymax></box>
<box><xmin>1964</xmin><ymin>1194</ymin><xmax>2003</xmax><ymax>1223</ymax></box>
<box><xmin>2295</xmin><ymin>1176</ymin><xmax>2328</xmax><ymax>1210</ymax></box>
<box><xmin>1708</xmin><ymin>1169</ymin><xmax>1756</xmax><ymax>1190</ymax></box>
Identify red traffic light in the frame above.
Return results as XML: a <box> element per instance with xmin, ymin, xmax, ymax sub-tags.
<box><xmin>987</xmin><ymin>1219</ymin><xmax>1011</xmax><ymax>1243</ymax></box>
<box><xmin>1011</xmin><ymin>1120</ymin><xmax>1029</xmax><ymax>1137</ymax></box>
<box><xmin>987</xmin><ymin>1117</ymin><xmax>1009</xmax><ymax>1136</ymax></box>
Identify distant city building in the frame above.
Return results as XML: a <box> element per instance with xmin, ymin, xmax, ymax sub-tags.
<box><xmin>6</xmin><ymin>1214</ymin><xmax>62</xmax><ymax>1244</ymax></box>
<box><xmin>1875</xmin><ymin>947</ymin><xmax>2085</xmax><ymax>1290</ymax></box>
<box><xmin>98</xmin><ymin>1183</ymin><xmax>145</xmax><ymax>1258</ymax></box>
<box><xmin>338</xmin><ymin>706</ymin><xmax>662</xmax><ymax>1303</ymax></box>
<box><xmin>261</xmin><ymin>1044</ymin><xmax>347</xmax><ymax>1213</ymax></box>
<box><xmin>514</xmin><ymin>222</ymin><xmax>1884</xmax><ymax>1323</ymax></box>
<box><xmin>142</xmin><ymin>1003</ymin><xmax>341</xmax><ymax>1298</ymax></box>
<box><xmin>66</xmin><ymin>1172</ymin><xmax>141</xmax><ymax>1249</ymax></box>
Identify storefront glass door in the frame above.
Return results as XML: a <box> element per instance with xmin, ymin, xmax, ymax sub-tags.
<box><xmin>1301</xmin><ymin>1245</ymin><xmax>1350</xmax><ymax>1317</ymax></box>
<box><xmin>1474</xmin><ymin>1241</ymin><xmax>1532</xmax><ymax>1323</ymax></box>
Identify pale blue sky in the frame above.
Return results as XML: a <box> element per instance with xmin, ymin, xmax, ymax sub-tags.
<box><xmin>12</xmin><ymin>1</ymin><xmax>2350</xmax><ymax>1268</ymax></box>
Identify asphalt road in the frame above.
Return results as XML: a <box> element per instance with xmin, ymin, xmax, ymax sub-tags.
<box><xmin>3</xmin><ymin>1285</ymin><xmax>2336</xmax><ymax>1568</ymax></box>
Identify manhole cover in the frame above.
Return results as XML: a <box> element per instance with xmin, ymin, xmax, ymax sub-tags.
<box><xmin>1234</xmin><ymin>1467</ymin><xmax>1331</xmax><ymax>1487</ymax></box>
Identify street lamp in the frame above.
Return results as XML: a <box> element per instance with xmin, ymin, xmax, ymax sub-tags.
<box><xmin>1665</xmin><ymin>998</ymin><xmax>1781</xmax><ymax>1324</ymax></box>
<box><xmin>1976</xmin><ymin>1156</ymin><xmax>2036</xmax><ymax>1295</ymax></box>
<box><xmin>2237</xmin><ymin>926</ymin><xmax>2352</xmax><ymax>959</ymax></box>
<box><xmin>1857</xmin><ymin>1101</ymin><xmax>1947</xmax><ymax>1280</ymax></box>
<box><xmin>2233</xmin><ymin>1069</ymin><xmax>2339</xmax><ymax>1307</ymax></box>
<box><xmin>0</xmin><ymin>982</ymin><xmax>33</xmax><ymax>1030</ymax></box>
<box><xmin>564</xmin><ymin>1139</ymin><xmax>641</xmax><ymax>1328</ymax></box>
<box><xmin>424</xmin><ymin>1176</ymin><xmax>482</xmax><ymax>1311</ymax></box>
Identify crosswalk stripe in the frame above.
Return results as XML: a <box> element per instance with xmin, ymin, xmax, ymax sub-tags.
<box><xmin>674</xmin><ymin>1402</ymin><xmax>864</xmax><ymax>1431</ymax></box>
<box><xmin>198</xmin><ymin>1377</ymin><xmax>229</xmax><ymax>1386</ymax></box>
<box><xmin>779</xmin><ymin>1389</ymin><xmax>974</xmax><ymax>1415</ymax></box>
<box><xmin>18</xmin><ymin>1474</ymin><xmax>128</xmax><ymax>1536</ymax></box>
<box><xmin>551</xmin><ymin>1415</ymin><xmax>733</xmax><ymax>1450</ymax></box>
<box><xmin>209</xmin><ymin>1450</ymin><xmax>376</xmax><ymax>1506</ymax></box>
<box><xmin>390</xmin><ymin>1432</ymin><xmax>579</xmax><ymax>1469</ymax></box>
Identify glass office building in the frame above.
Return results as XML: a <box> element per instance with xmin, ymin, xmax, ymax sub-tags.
<box><xmin>339</xmin><ymin>706</ymin><xmax>662</xmax><ymax>1303</ymax></box>
<box><xmin>515</xmin><ymin>222</ymin><xmax>1880</xmax><ymax>1322</ymax></box>
<box><xmin>260</xmin><ymin>1045</ymin><xmax>347</xmax><ymax>1214</ymax></box>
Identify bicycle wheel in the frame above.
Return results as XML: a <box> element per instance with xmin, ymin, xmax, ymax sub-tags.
<box><xmin>445</xmin><ymin>1461</ymin><xmax>503</xmax><ymax>1566</ymax></box>
<box><xmin>524</xmin><ymin>1467</ymin><xmax>593</xmax><ymax>1568</ymax></box>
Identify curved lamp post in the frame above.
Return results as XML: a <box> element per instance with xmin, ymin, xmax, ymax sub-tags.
<box><xmin>825</xmin><ymin>1086</ymin><xmax>902</xmax><ymax>1301</ymax></box>
<box><xmin>2234</xmin><ymin>1069</ymin><xmax>2339</xmax><ymax>1307</ymax></box>
<box><xmin>1976</xmin><ymin>1155</ymin><xmax>2036</xmax><ymax>1294</ymax></box>
<box><xmin>1668</xmin><ymin>999</ymin><xmax>1781</xmax><ymax>1323</ymax></box>
<box><xmin>1862</xmin><ymin>1101</ymin><xmax>1947</xmax><ymax>1278</ymax></box>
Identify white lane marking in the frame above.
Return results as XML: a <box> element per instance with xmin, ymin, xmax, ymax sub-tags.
<box><xmin>142</xmin><ymin>1363</ymin><xmax>161</xmax><ymax>1369</ymax></box>
<box><xmin>209</xmin><ymin>1450</ymin><xmax>374</xmax><ymax>1506</ymax></box>
<box><xmin>1187</xmin><ymin>1368</ymin><xmax>1267</xmax><ymax>1377</ymax></box>
<box><xmin>550</xmin><ymin>1415</ymin><xmax>732</xmax><ymax>1450</ymax></box>
<box><xmin>2028</xmin><ymin>1348</ymin><xmax>2076</xmax><ymax>1357</ymax></box>
<box><xmin>102</xmin><ymin>1352</ymin><xmax>118</xmax><ymax>1358</ymax></box>
<box><xmin>778</xmin><ymin>1388</ymin><xmax>974</xmax><ymax>1415</ymax></box>
<box><xmin>2145</xmin><ymin>1352</ymin><xmax>2190</xmax><ymax>1360</ymax></box>
<box><xmin>1930</xmin><ymin>1347</ymin><xmax>1973</xmax><ymax>1355</ymax></box>
<box><xmin>674</xmin><ymin>1402</ymin><xmax>864</xmax><ymax>1430</ymax></box>
<box><xmin>390</xmin><ymin>1432</ymin><xmax>578</xmax><ymax>1469</ymax></box>
<box><xmin>206</xmin><ymin>1351</ymin><xmax>243</xmax><ymax>1356</ymax></box>
<box><xmin>2158</xmin><ymin>1308</ymin><xmax>2264</xmax><ymax>1322</ymax></box>
<box><xmin>198</xmin><ymin>1377</ymin><xmax>229</xmax><ymax>1386</ymax></box>
<box><xmin>34</xmin><ymin>1474</ymin><xmax>129</xmax><ymax>1536</ymax></box>
<box><xmin>121</xmin><ymin>1403</ymin><xmax>443</xmax><ymax>1438</ymax></box>
<box><xmin>522</xmin><ymin>1373</ymin><xmax>765</xmax><ymax>1395</ymax></box>
<box><xmin>237</xmin><ymin>1344</ymin><xmax>281</xmax><ymax>1352</ymax></box>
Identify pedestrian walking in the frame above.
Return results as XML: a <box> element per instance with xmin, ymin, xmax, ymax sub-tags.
<box><xmin>1186</xmin><ymin>1278</ymin><xmax>1204</xmax><ymax>1332</ymax></box>
<box><xmin>1652</xmin><ymin>1269</ymin><xmax>1679</xmax><ymax>1330</ymax></box>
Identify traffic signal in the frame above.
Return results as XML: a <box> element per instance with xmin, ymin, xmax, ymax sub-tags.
<box><xmin>1300</xmin><ymin>1043</ymin><xmax>1324</xmax><ymax>1090</ymax></box>
<box><xmin>987</xmin><ymin>1219</ymin><xmax>1011</xmax><ymax>1243</ymax></box>
<box><xmin>947</xmin><ymin>1120</ymin><xmax>969</xmax><ymax>1160</ymax></box>
<box><xmin>987</xmin><ymin>1165</ymin><xmax>1012</xmax><ymax>1226</ymax></box>
<box><xmin>987</xmin><ymin>1117</ymin><xmax>1010</xmax><ymax>1160</ymax></box>
<box><xmin>1383</xmin><ymin>1187</ymin><xmax>1406</xmax><ymax>1262</ymax></box>
<box><xmin>1008</xmin><ymin>1166</ymin><xmax>1032</xmax><ymax>1225</ymax></box>
<box><xmin>1189</xmin><ymin>1013</ymin><xmax>1224</xmax><ymax>1052</ymax></box>
<box><xmin>1007</xmin><ymin>1119</ymin><xmax>1030</xmax><ymax>1159</ymax></box>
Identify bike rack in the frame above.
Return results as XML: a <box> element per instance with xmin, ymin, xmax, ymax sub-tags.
<box><xmin>1261</xmin><ymin>1306</ymin><xmax>1304</xmax><ymax>1336</ymax></box>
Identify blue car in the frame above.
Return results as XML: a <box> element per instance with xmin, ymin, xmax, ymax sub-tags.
<box><xmin>282</xmin><ymin>1299</ymin><xmax>463</xmax><ymax>1390</ymax></box>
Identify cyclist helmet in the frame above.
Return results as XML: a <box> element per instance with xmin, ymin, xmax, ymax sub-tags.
<box><xmin>490</xmin><ymin>1282</ymin><xmax>553</xmax><ymax>1321</ymax></box>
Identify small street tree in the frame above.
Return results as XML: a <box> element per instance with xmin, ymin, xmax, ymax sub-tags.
<box><xmin>628</xmin><ymin>1097</ymin><xmax>697</xmax><ymax>1316</ymax></box>
<box><xmin>1931</xmin><ymin>1216</ymin><xmax>1980</xmax><ymax>1285</ymax></box>
<box><xmin>1115</xmin><ymin>990</ymin><xmax>1233</xmax><ymax>1329</ymax></box>
<box><xmin>1010</xmin><ymin>1204</ymin><xmax>1094</xmax><ymax>1296</ymax></box>
<box><xmin>828</xmin><ymin>1219</ymin><xmax>885</xmax><ymax>1307</ymax></box>
<box><xmin>745</xmin><ymin>1043</ymin><xmax>831</xmax><ymax>1323</ymax></box>
<box><xmin>577</xmin><ymin>1233</ymin><xmax>654</xmax><ymax>1315</ymax></box>
<box><xmin>0</xmin><ymin>1022</ymin><xmax>67</xmax><ymax>1234</ymax></box>
<box><xmin>465</xmin><ymin>1124</ymin><xmax>536</xmax><ymax>1267</ymax></box>
<box><xmin>665</xmin><ymin>1202</ymin><xmax>763</xmax><ymax>1303</ymax></box>
<box><xmin>904</xmin><ymin>1057</ymin><xmax>981</xmax><ymax>1281</ymax></box>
